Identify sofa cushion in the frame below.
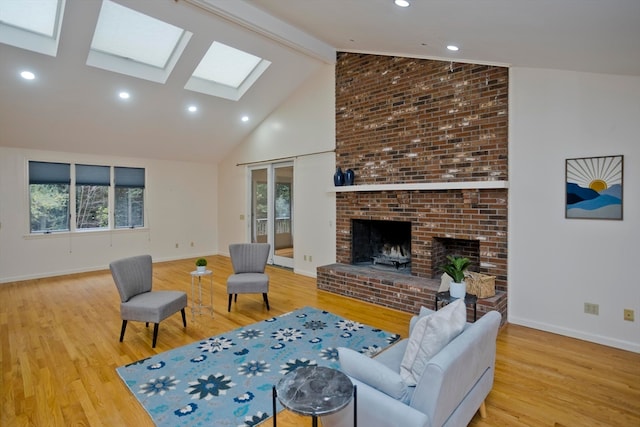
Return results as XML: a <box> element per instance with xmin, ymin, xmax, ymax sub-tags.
<box><xmin>338</xmin><ymin>347</ymin><xmax>412</xmax><ymax>404</ymax></box>
<box><xmin>400</xmin><ymin>299</ymin><xmax>467</xmax><ymax>386</ymax></box>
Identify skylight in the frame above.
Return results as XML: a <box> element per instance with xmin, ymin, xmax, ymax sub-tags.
<box><xmin>0</xmin><ymin>0</ymin><xmax>65</xmax><ymax>56</ymax></box>
<box><xmin>185</xmin><ymin>41</ymin><xmax>271</xmax><ymax>101</ymax></box>
<box><xmin>193</xmin><ymin>42</ymin><xmax>261</xmax><ymax>89</ymax></box>
<box><xmin>2</xmin><ymin>0</ymin><xmax>271</xmax><ymax>102</ymax></box>
<box><xmin>86</xmin><ymin>0</ymin><xmax>192</xmax><ymax>84</ymax></box>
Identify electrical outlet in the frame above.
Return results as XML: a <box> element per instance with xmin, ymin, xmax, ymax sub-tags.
<box><xmin>190</xmin><ymin>241</ymin><xmax>194</xmax><ymax>247</ymax></box>
<box><xmin>584</xmin><ymin>303</ymin><xmax>599</xmax><ymax>315</ymax></box>
<box><xmin>175</xmin><ymin>243</ymin><xmax>179</xmax><ymax>248</ymax></box>
<box><xmin>304</xmin><ymin>255</ymin><xmax>307</xmax><ymax>261</ymax></box>
<box><xmin>309</xmin><ymin>255</ymin><xmax>312</xmax><ymax>262</ymax></box>
<box><xmin>624</xmin><ymin>309</ymin><xmax>634</xmax><ymax>322</ymax></box>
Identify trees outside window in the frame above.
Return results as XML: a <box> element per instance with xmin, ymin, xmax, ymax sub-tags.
<box><xmin>28</xmin><ymin>161</ymin><xmax>145</xmax><ymax>233</ymax></box>
<box><xmin>115</xmin><ymin>187</ymin><xmax>144</xmax><ymax>228</ymax></box>
<box><xmin>76</xmin><ymin>164</ymin><xmax>110</xmax><ymax>229</ymax></box>
<box><xmin>30</xmin><ymin>183</ymin><xmax>70</xmax><ymax>232</ymax></box>
<box><xmin>114</xmin><ymin>167</ymin><xmax>145</xmax><ymax>228</ymax></box>
<box><xmin>76</xmin><ymin>185</ymin><xmax>109</xmax><ymax>229</ymax></box>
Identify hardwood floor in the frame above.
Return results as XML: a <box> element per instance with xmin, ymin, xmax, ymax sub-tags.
<box><xmin>2</xmin><ymin>255</ymin><xmax>639</xmax><ymax>426</ymax></box>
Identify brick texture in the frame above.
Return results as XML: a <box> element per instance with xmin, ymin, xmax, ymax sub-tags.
<box><xmin>318</xmin><ymin>53</ymin><xmax>509</xmax><ymax>321</ymax></box>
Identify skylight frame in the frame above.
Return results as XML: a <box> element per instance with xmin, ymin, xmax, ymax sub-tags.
<box><xmin>0</xmin><ymin>0</ymin><xmax>66</xmax><ymax>57</ymax></box>
<box><xmin>86</xmin><ymin>0</ymin><xmax>192</xmax><ymax>84</ymax></box>
<box><xmin>185</xmin><ymin>41</ymin><xmax>271</xmax><ymax>101</ymax></box>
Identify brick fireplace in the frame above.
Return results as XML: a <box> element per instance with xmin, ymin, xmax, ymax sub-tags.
<box><xmin>317</xmin><ymin>53</ymin><xmax>509</xmax><ymax>323</ymax></box>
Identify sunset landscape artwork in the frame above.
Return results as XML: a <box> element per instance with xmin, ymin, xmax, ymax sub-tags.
<box><xmin>566</xmin><ymin>155</ymin><xmax>623</xmax><ymax>220</ymax></box>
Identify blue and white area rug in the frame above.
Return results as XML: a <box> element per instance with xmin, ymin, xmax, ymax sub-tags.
<box><xmin>116</xmin><ymin>306</ymin><xmax>400</xmax><ymax>426</ymax></box>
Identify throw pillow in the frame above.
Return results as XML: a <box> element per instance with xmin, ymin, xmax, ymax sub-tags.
<box><xmin>400</xmin><ymin>299</ymin><xmax>467</xmax><ymax>386</ymax></box>
<box><xmin>409</xmin><ymin>305</ymin><xmax>436</xmax><ymax>334</ymax></box>
<box><xmin>338</xmin><ymin>347</ymin><xmax>412</xmax><ymax>404</ymax></box>
<box><xmin>439</xmin><ymin>272</ymin><xmax>452</xmax><ymax>292</ymax></box>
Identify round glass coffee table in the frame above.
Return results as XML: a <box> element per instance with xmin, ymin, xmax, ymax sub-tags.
<box><xmin>273</xmin><ymin>366</ymin><xmax>356</xmax><ymax>427</ymax></box>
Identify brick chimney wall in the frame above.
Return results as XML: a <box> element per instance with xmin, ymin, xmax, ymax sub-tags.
<box><xmin>333</xmin><ymin>53</ymin><xmax>509</xmax><ymax>291</ymax></box>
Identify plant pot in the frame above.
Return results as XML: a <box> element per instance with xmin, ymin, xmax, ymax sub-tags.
<box><xmin>449</xmin><ymin>281</ymin><xmax>466</xmax><ymax>299</ymax></box>
<box><xmin>197</xmin><ymin>266</ymin><xmax>206</xmax><ymax>273</ymax></box>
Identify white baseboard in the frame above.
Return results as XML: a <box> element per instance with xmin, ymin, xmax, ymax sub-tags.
<box><xmin>509</xmin><ymin>315</ymin><xmax>640</xmax><ymax>353</ymax></box>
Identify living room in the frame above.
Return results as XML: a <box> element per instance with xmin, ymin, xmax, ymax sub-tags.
<box><xmin>1</xmin><ymin>0</ymin><xmax>638</xmax><ymax>354</ymax></box>
<box><xmin>1</xmin><ymin>1</ymin><xmax>639</xmax><ymax>424</ymax></box>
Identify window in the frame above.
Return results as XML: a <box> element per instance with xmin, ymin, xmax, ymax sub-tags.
<box><xmin>28</xmin><ymin>161</ymin><xmax>145</xmax><ymax>233</ymax></box>
<box><xmin>29</xmin><ymin>161</ymin><xmax>70</xmax><ymax>232</ymax></box>
<box><xmin>75</xmin><ymin>164</ymin><xmax>110</xmax><ymax>229</ymax></box>
<box><xmin>114</xmin><ymin>167</ymin><xmax>145</xmax><ymax>228</ymax></box>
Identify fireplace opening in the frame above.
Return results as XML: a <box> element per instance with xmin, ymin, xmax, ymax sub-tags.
<box><xmin>431</xmin><ymin>237</ymin><xmax>480</xmax><ymax>279</ymax></box>
<box><xmin>351</xmin><ymin>219</ymin><xmax>411</xmax><ymax>272</ymax></box>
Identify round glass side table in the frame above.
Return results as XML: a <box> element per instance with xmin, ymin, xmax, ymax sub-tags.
<box><xmin>190</xmin><ymin>269</ymin><xmax>213</xmax><ymax>320</ymax></box>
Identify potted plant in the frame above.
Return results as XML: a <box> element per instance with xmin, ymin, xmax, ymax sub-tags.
<box><xmin>195</xmin><ymin>257</ymin><xmax>207</xmax><ymax>273</ymax></box>
<box><xmin>440</xmin><ymin>255</ymin><xmax>470</xmax><ymax>298</ymax></box>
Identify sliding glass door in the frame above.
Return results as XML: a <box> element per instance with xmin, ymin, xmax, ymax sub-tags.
<box><xmin>250</xmin><ymin>163</ymin><xmax>294</xmax><ymax>268</ymax></box>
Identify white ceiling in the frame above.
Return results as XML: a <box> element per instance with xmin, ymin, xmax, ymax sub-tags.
<box><xmin>1</xmin><ymin>0</ymin><xmax>639</xmax><ymax>164</ymax></box>
<box><xmin>252</xmin><ymin>0</ymin><xmax>640</xmax><ymax>75</ymax></box>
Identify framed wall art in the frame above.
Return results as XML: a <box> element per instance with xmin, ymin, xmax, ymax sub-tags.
<box><xmin>565</xmin><ymin>155</ymin><xmax>623</xmax><ymax>220</ymax></box>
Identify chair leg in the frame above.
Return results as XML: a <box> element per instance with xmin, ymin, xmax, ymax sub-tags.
<box><xmin>181</xmin><ymin>308</ymin><xmax>187</xmax><ymax>327</ymax></box>
<box><xmin>234</xmin><ymin>294</ymin><xmax>238</xmax><ymax>302</ymax></box>
<box><xmin>479</xmin><ymin>400</ymin><xmax>487</xmax><ymax>418</ymax></box>
<box><xmin>228</xmin><ymin>294</ymin><xmax>233</xmax><ymax>312</ymax></box>
<box><xmin>119</xmin><ymin>320</ymin><xmax>128</xmax><ymax>342</ymax></box>
<box><xmin>152</xmin><ymin>323</ymin><xmax>159</xmax><ymax>348</ymax></box>
<box><xmin>263</xmin><ymin>293</ymin><xmax>270</xmax><ymax>310</ymax></box>
<box><xmin>145</xmin><ymin>322</ymin><xmax>149</xmax><ymax>328</ymax></box>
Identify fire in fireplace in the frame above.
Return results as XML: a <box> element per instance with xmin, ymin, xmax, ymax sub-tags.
<box><xmin>351</xmin><ymin>219</ymin><xmax>411</xmax><ymax>271</ymax></box>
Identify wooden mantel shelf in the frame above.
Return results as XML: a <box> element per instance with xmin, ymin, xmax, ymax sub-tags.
<box><xmin>328</xmin><ymin>180</ymin><xmax>509</xmax><ymax>193</ymax></box>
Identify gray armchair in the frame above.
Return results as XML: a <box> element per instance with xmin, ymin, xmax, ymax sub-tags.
<box><xmin>109</xmin><ymin>255</ymin><xmax>187</xmax><ymax>348</ymax></box>
<box><xmin>227</xmin><ymin>243</ymin><xmax>271</xmax><ymax>311</ymax></box>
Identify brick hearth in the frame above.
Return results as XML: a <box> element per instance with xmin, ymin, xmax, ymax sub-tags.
<box><xmin>318</xmin><ymin>263</ymin><xmax>507</xmax><ymax>324</ymax></box>
<box><xmin>317</xmin><ymin>53</ymin><xmax>509</xmax><ymax>322</ymax></box>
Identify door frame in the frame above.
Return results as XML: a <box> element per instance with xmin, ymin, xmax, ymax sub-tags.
<box><xmin>247</xmin><ymin>161</ymin><xmax>294</xmax><ymax>268</ymax></box>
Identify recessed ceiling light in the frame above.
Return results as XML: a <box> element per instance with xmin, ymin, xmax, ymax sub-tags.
<box><xmin>20</xmin><ymin>71</ymin><xmax>35</xmax><ymax>80</ymax></box>
<box><xmin>447</xmin><ymin>45</ymin><xmax>460</xmax><ymax>52</ymax></box>
<box><xmin>241</xmin><ymin>116</ymin><xmax>249</xmax><ymax>122</ymax></box>
<box><xmin>188</xmin><ymin>105</ymin><xmax>197</xmax><ymax>113</ymax></box>
<box><xmin>394</xmin><ymin>0</ymin><xmax>410</xmax><ymax>7</ymax></box>
<box><xmin>118</xmin><ymin>91</ymin><xmax>130</xmax><ymax>99</ymax></box>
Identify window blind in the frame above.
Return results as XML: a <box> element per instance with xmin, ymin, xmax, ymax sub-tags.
<box><xmin>76</xmin><ymin>164</ymin><xmax>110</xmax><ymax>186</ymax></box>
<box><xmin>29</xmin><ymin>161</ymin><xmax>70</xmax><ymax>184</ymax></box>
<box><xmin>114</xmin><ymin>167</ymin><xmax>145</xmax><ymax>188</ymax></box>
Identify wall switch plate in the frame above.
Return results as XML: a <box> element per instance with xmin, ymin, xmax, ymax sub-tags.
<box><xmin>624</xmin><ymin>309</ymin><xmax>634</xmax><ymax>322</ymax></box>
<box><xmin>584</xmin><ymin>303</ymin><xmax>599</xmax><ymax>315</ymax></box>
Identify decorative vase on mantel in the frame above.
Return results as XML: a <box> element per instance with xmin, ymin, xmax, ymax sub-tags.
<box><xmin>333</xmin><ymin>167</ymin><xmax>345</xmax><ymax>186</ymax></box>
<box><xmin>344</xmin><ymin>168</ymin><xmax>355</xmax><ymax>185</ymax></box>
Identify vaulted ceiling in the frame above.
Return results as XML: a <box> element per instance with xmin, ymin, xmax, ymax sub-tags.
<box><xmin>1</xmin><ymin>0</ymin><xmax>638</xmax><ymax>164</ymax></box>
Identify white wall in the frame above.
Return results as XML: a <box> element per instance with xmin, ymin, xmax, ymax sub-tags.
<box><xmin>509</xmin><ymin>68</ymin><xmax>640</xmax><ymax>352</ymax></box>
<box><xmin>0</xmin><ymin>147</ymin><xmax>218</xmax><ymax>282</ymax></box>
<box><xmin>217</xmin><ymin>65</ymin><xmax>336</xmax><ymax>277</ymax></box>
